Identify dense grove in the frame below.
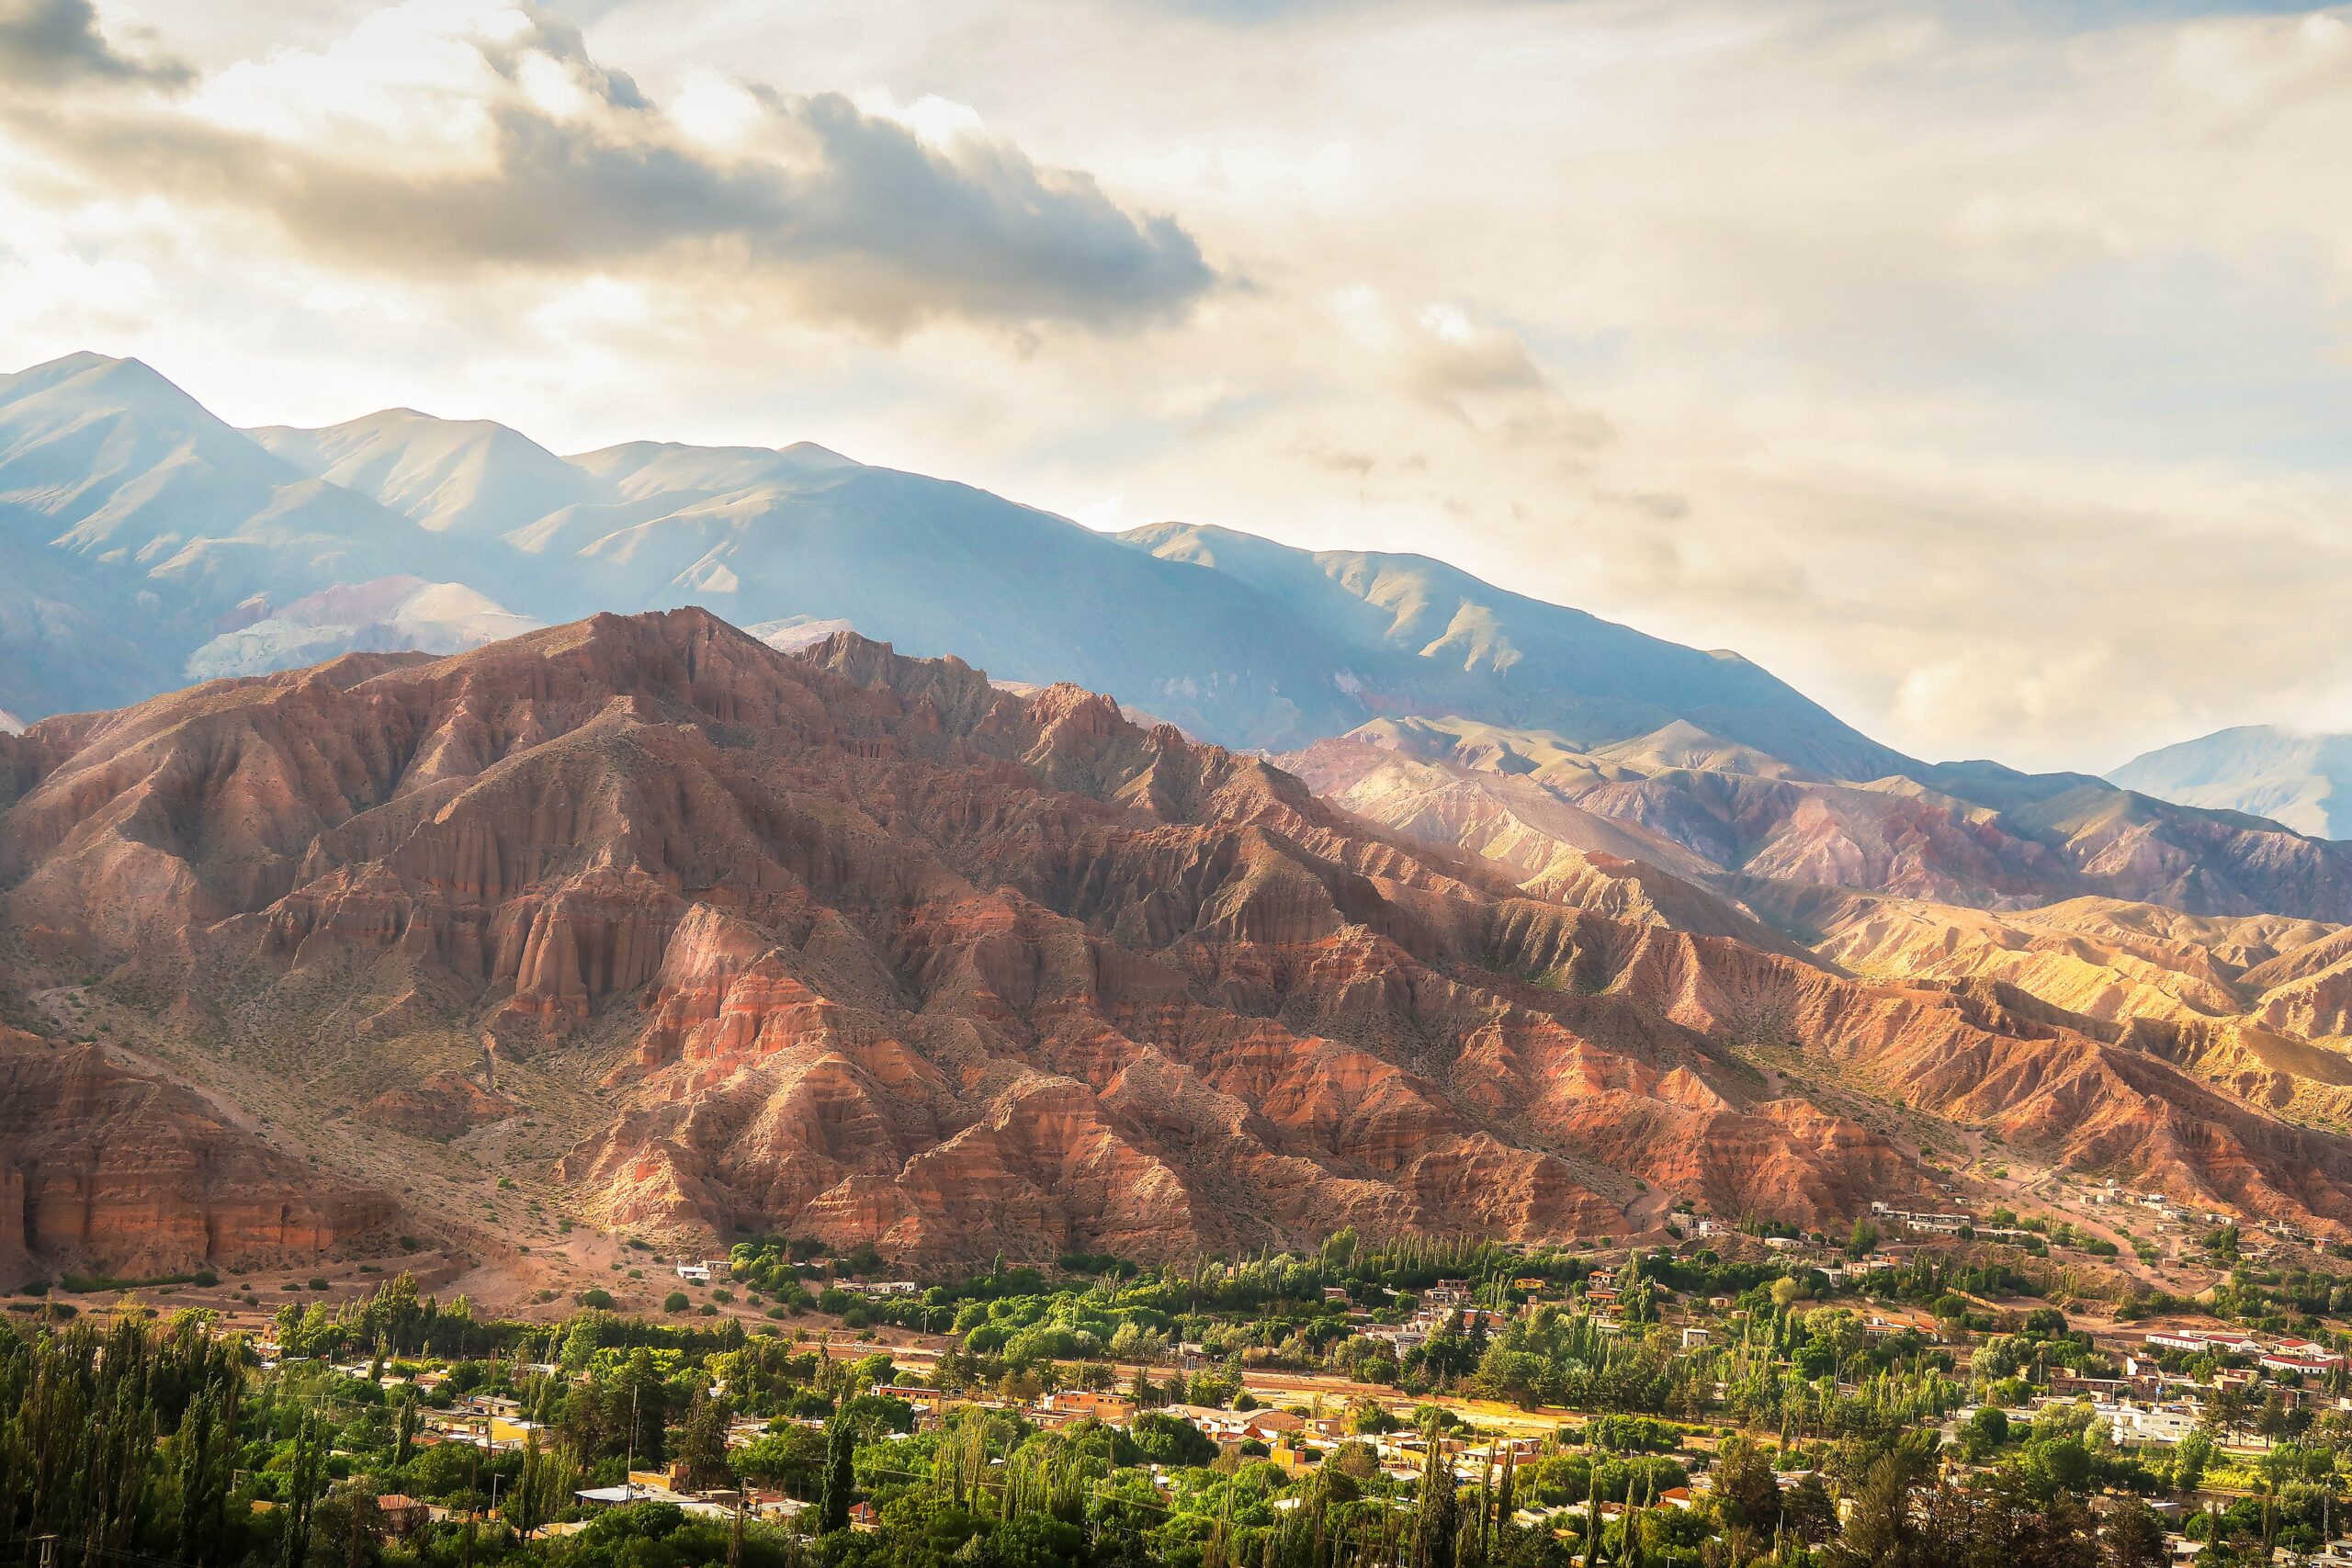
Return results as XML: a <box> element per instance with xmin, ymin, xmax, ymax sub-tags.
<box><xmin>11</xmin><ymin>1233</ymin><xmax>2352</xmax><ymax>1568</ymax></box>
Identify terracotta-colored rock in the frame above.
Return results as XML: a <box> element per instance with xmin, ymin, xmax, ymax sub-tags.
<box><xmin>356</xmin><ymin>1069</ymin><xmax>519</xmax><ymax>1138</ymax></box>
<box><xmin>12</xmin><ymin>608</ymin><xmax>2352</xmax><ymax>1267</ymax></box>
<box><xmin>0</xmin><ymin>1030</ymin><xmax>392</xmax><ymax>1280</ymax></box>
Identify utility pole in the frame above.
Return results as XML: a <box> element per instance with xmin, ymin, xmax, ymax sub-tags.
<box><xmin>626</xmin><ymin>1382</ymin><xmax>641</xmax><ymax>1500</ymax></box>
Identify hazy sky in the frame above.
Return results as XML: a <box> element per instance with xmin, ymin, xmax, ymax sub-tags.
<box><xmin>4</xmin><ymin>0</ymin><xmax>2349</xmax><ymax>771</ymax></box>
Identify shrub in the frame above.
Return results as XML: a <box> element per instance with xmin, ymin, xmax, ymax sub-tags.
<box><xmin>664</xmin><ymin>1292</ymin><xmax>691</xmax><ymax>1314</ymax></box>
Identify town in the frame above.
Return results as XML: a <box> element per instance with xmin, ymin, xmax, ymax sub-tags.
<box><xmin>15</xmin><ymin>1213</ymin><xmax>2352</xmax><ymax>1568</ymax></box>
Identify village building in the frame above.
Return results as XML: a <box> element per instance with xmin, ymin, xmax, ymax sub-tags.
<box><xmin>375</xmin><ymin>1496</ymin><xmax>429</xmax><ymax>1540</ymax></box>
<box><xmin>1034</xmin><ymin>1389</ymin><xmax>1139</xmax><ymax>1425</ymax></box>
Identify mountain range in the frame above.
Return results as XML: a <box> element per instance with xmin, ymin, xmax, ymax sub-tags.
<box><xmin>8</xmin><ymin>349</ymin><xmax>2352</xmax><ymax>1289</ymax></box>
<box><xmin>7</xmin><ymin>351</ymin><xmax>2340</xmax><ymax>892</ymax></box>
<box><xmin>2111</xmin><ymin>725</ymin><xmax>2352</xmax><ymax>840</ymax></box>
<box><xmin>10</xmin><ymin>609</ymin><xmax>2352</xmax><ymax>1291</ymax></box>
<box><xmin>2</xmin><ymin>350</ymin><xmax>1895</xmax><ymax>775</ymax></box>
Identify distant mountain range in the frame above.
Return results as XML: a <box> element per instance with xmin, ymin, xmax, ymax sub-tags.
<box><xmin>14</xmin><ymin>344</ymin><xmax>2352</xmax><ymax>1280</ymax></box>
<box><xmin>4</xmin><ymin>348</ymin><xmax>2345</xmax><ymax>925</ymax></box>
<box><xmin>16</xmin><ymin>350</ymin><xmax>2352</xmax><ymax>1290</ymax></box>
<box><xmin>2111</xmin><ymin>726</ymin><xmax>2352</xmax><ymax>840</ymax></box>
<box><xmin>2</xmin><ymin>350</ymin><xmax>1897</xmax><ymax>775</ymax></box>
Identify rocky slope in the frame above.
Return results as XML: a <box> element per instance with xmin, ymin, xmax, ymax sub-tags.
<box><xmin>1292</xmin><ymin>716</ymin><xmax>2352</xmax><ymax>1130</ymax></box>
<box><xmin>0</xmin><ymin>1029</ymin><xmax>392</xmax><ymax>1279</ymax></box>
<box><xmin>8</xmin><ymin>609</ymin><xmax>2352</xmax><ymax>1272</ymax></box>
<box><xmin>1290</xmin><ymin>716</ymin><xmax>2352</xmax><ymax>923</ymax></box>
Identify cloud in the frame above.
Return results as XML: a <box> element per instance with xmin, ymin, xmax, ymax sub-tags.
<box><xmin>0</xmin><ymin>0</ymin><xmax>188</xmax><ymax>86</ymax></box>
<box><xmin>8</xmin><ymin>0</ymin><xmax>2352</xmax><ymax>772</ymax></box>
<box><xmin>5</xmin><ymin>1</ymin><xmax>1215</xmax><ymax>333</ymax></box>
<box><xmin>1329</xmin><ymin>288</ymin><xmax>1613</xmax><ymax>454</ymax></box>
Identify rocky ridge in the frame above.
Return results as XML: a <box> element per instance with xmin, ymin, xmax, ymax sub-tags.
<box><xmin>8</xmin><ymin>611</ymin><xmax>2352</xmax><ymax>1276</ymax></box>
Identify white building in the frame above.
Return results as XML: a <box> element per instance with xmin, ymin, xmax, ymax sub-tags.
<box><xmin>2098</xmin><ymin>1402</ymin><xmax>2204</xmax><ymax>1447</ymax></box>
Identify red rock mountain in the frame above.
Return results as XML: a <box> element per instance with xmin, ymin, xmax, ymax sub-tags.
<box><xmin>7</xmin><ymin>610</ymin><xmax>2352</xmax><ymax>1274</ymax></box>
<box><xmin>0</xmin><ymin>1030</ymin><xmax>391</xmax><ymax>1278</ymax></box>
<box><xmin>1290</xmin><ymin>716</ymin><xmax>2352</xmax><ymax>921</ymax></box>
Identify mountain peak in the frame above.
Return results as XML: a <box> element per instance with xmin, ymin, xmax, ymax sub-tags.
<box><xmin>249</xmin><ymin>403</ymin><xmax>616</xmax><ymax>536</ymax></box>
<box><xmin>2110</xmin><ymin>724</ymin><xmax>2352</xmax><ymax>840</ymax></box>
<box><xmin>0</xmin><ymin>349</ymin><xmax>220</xmax><ymax>424</ymax></box>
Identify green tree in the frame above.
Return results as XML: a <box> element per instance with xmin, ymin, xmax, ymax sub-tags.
<box><xmin>2176</xmin><ymin>1428</ymin><xmax>2217</xmax><ymax>1492</ymax></box>
<box><xmin>678</xmin><ymin>1388</ymin><xmax>734</xmax><ymax>1493</ymax></box>
<box><xmin>1962</xmin><ymin>1404</ymin><xmax>2010</xmax><ymax>1461</ymax></box>
<box><xmin>503</xmin><ymin>1426</ymin><xmax>572</xmax><ymax>1540</ymax></box>
<box><xmin>1411</xmin><ymin>1415</ymin><xmax>1458</xmax><ymax>1568</ymax></box>
<box><xmin>1711</xmin><ymin>1438</ymin><xmax>1781</xmax><ymax>1539</ymax></box>
<box><xmin>735</xmin><ymin>1427</ymin><xmax>826</xmax><ymax>1495</ymax></box>
<box><xmin>1826</xmin><ymin>1456</ymin><xmax>1912</xmax><ymax>1568</ymax></box>
<box><xmin>2104</xmin><ymin>1498</ymin><xmax>2168</xmax><ymax>1568</ymax></box>
<box><xmin>278</xmin><ymin>1414</ymin><xmax>328</xmax><ymax>1568</ymax></box>
<box><xmin>819</xmin><ymin>1412</ymin><xmax>856</xmax><ymax>1532</ymax></box>
<box><xmin>393</xmin><ymin>1396</ymin><xmax>420</xmax><ymax>1467</ymax></box>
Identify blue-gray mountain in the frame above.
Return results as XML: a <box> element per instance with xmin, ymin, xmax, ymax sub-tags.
<box><xmin>1</xmin><ymin>350</ymin><xmax>1893</xmax><ymax>775</ymax></box>
<box><xmin>2111</xmin><ymin>727</ymin><xmax>2352</xmax><ymax>841</ymax></box>
<box><xmin>8</xmin><ymin>350</ymin><xmax>2352</xmax><ymax>926</ymax></box>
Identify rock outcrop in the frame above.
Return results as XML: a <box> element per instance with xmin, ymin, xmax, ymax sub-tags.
<box><xmin>0</xmin><ymin>1030</ymin><xmax>392</xmax><ymax>1281</ymax></box>
<box><xmin>356</xmin><ymin>1069</ymin><xmax>520</xmax><ymax>1138</ymax></box>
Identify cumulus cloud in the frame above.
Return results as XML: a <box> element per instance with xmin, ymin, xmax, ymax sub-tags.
<box><xmin>5</xmin><ymin>1</ymin><xmax>1214</xmax><ymax>333</ymax></box>
<box><xmin>0</xmin><ymin>0</ymin><xmax>187</xmax><ymax>85</ymax></box>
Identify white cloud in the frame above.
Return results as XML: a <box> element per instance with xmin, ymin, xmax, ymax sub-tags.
<box><xmin>6</xmin><ymin>0</ymin><xmax>2352</xmax><ymax>771</ymax></box>
<box><xmin>3</xmin><ymin>0</ymin><xmax>1218</xmax><ymax>333</ymax></box>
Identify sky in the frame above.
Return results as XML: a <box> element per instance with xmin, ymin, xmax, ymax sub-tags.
<box><xmin>4</xmin><ymin>0</ymin><xmax>2351</xmax><ymax>772</ymax></box>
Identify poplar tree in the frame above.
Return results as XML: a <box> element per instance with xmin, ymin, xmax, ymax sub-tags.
<box><xmin>818</xmin><ymin>1412</ymin><xmax>855</xmax><ymax>1532</ymax></box>
<box><xmin>1409</xmin><ymin>1416</ymin><xmax>1456</xmax><ymax>1568</ymax></box>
